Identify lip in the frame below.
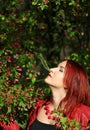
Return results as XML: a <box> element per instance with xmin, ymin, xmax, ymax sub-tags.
<box><xmin>48</xmin><ymin>73</ymin><xmax>52</xmax><ymax>77</ymax></box>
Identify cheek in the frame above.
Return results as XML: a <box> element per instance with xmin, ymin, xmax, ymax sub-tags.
<box><xmin>54</xmin><ymin>75</ymin><xmax>64</xmax><ymax>86</ymax></box>
<box><xmin>56</xmin><ymin>75</ymin><xmax>64</xmax><ymax>81</ymax></box>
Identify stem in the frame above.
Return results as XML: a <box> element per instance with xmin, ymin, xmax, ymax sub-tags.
<box><xmin>38</xmin><ymin>54</ymin><xmax>50</xmax><ymax>71</ymax></box>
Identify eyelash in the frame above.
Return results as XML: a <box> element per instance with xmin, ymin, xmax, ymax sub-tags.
<box><xmin>59</xmin><ymin>69</ymin><xmax>63</xmax><ymax>72</ymax></box>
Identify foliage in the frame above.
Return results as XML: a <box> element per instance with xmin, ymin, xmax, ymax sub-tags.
<box><xmin>0</xmin><ymin>0</ymin><xmax>90</xmax><ymax>72</ymax></box>
<box><xmin>0</xmin><ymin>0</ymin><xmax>41</xmax><ymax>128</ymax></box>
<box><xmin>53</xmin><ymin>108</ymin><xmax>81</xmax><ymax>130</ymax></box>
<box><xmin>0</xmin><ymin>0</ymin><xmax>90</xmax><ymax>129</ymax></box>
<box><xmin>0</xmin><ymin>46</ymin><xmax>45</xmax><ymax>129</ymax></box>
<box><xmin>31</xmin><ymin>0</ymin><xmax>90</xmax><ymax>63</ymax></box>
<box><xmin>31</xmin><ymin>0</ymin><xmax>90</xmax><ymax>83</ymax></box>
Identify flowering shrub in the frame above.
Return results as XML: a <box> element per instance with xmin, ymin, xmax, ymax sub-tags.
<box><xmin>0</xmin><ymin>46</ymin><xmax>45</xmax><ymax>129</ymax></box>
<box><xmin>52</xmin><ymin>108</ymin><xmax>81</xmax><ymax>130</ymax></box>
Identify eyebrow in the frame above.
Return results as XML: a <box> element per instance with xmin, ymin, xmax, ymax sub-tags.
<box><xmin>58</xmin><ymin>65</ymin><xmax>65</xmax><ymax>69</ymax></box>
<box><xmin>60</xmin><ymin>66</ymin><xmax>65</xmax><ymax>69</ymax></box>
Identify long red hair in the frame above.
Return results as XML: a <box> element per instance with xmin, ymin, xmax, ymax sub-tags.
<box><xmin>60</xmin><ymin>60</ymin><xmax>89</xmax><ymax>117</ymax></box>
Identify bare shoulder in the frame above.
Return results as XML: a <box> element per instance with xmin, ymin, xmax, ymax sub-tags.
<box><xmin>37</xmin><ymin>105</ymin><xmax>52</xmax><ymax>124</ymax></box>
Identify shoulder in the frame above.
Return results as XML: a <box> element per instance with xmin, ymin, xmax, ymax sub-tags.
<box><xmin>36</xmin><ymin>98</ymin><xmax>47</xmax><ymax>104</ymax></box>
<box><xmin>35</xmin><ymin>97</ymin><xmax>50</xmax><ymax>107</ymax></box>
<box><xmin>71</xmin><ymin>104</ymin><xmax>90</xmax><ymax>127</ymax></box>
<box><xmin>26</xmin><ymin>97</ymin><xmax>49</xmax><ymax>130</ymax></box>
<box><xmin>30</xmin><ymin>97</ymin><xmax>50</xmax><ymax>112</ymax></box>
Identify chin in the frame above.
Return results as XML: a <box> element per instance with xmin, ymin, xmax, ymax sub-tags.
<box><xmin>44</xmin><ymin>78</ymin><xmax>49</xmax><ymax>84</ymax></box>
<box><xmin>44</xmin><ymin>78</ymin><xmax>47</xmax><ymax>83</ymax></box>
<box><xmin>44</xmin><ymin>78</ymin><xmax>52</xmax><ymax>86</ymax></box>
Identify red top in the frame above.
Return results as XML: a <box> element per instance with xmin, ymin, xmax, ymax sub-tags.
<box><xmin>26</xmin><ymin>98</ymin><xmax>90</xmax><ymax>130</ymax></box>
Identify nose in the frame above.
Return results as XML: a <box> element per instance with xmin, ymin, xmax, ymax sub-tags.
<box><xmin>49</xmin><ymin>68</ymin><xmax>54</xmax><ymax>73</ymax></box>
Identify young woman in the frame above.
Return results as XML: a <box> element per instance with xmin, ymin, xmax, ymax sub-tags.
<box><xmin>26</xmin><ymin>60</ymin><xmax>90</xmax><ymax>130</ymax></box>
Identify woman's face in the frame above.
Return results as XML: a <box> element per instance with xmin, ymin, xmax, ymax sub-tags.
<box><xmin>45</xmin><ymin>61</ymin><xmax>67</xmax><ymax>88</ymax></box>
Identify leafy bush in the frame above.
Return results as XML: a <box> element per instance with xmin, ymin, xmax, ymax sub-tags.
<box><xmin>0</xmin><ymin>46</ymin><xmax>43</xmax><ymax>129</ymax></box>
<box><xmin>0</xmin><ymin>0</ymin><xmax>90</xmax><ymax>129</ymax></box>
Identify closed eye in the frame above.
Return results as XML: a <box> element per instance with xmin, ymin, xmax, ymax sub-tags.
<box><xmin>58</xmin><ymin>64</ymin><xmax>65</xmax><ymax>72</ymax></box>
<box><xmin>59</xmin><ymin>69</ymin><xmax>63</xmax><ymax>72</ymax></box>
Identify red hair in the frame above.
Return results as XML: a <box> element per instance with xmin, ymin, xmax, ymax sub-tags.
<box><xmin>60</xmin><ymin>60</ymin><xmax>89</xmax><ymax>117</ymax></box>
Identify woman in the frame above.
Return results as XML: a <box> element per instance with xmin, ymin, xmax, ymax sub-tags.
<box><xmin>26</xmin><ymin>60</ymin><xmax>90</xmax><ymax>130</ymax></box>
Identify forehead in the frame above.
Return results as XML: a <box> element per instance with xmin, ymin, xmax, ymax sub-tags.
<box><xmin>58</xmin><ymin>61</ymin><xmax>67</xmax><ymax>68</ymax></box>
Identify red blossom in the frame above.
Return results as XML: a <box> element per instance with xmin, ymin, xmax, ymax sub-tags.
<box><xmin>48</xmin><ymin>115</ymin><xmax>54</xmax><ymax>119</ymax></box>
<box><xmin>14</xmin><ymin>79</ymin><xmax>19</xmax><ymax>84</ymax></box>
<box><xmin>45</xmin><ymin>0</ymin><xmax>49</xmax><ymax>4</ymax></box>
<box><xmin>12</xmin><ymin>42</ymin><xmax>21</xmax><ymax>49</ymax></box>
<box><xmin>55</xmin><ymin>123</ymin><xmax>61</xmax><ymax>129</ymax></box>
<box><xmin>7</xmin><ymin>56</ymin><xmax>12</xmax><ymax>62</ymax></box>
<box><xmin>0</xmin><ymin>61</ymin><xmax>2</xmax><ymax>64</ymax></box>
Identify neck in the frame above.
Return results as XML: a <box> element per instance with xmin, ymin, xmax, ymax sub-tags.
<box><xmin>50</xmin><ymin>87</ymin><xmax>66</xmax><ymax>109</ymax></box>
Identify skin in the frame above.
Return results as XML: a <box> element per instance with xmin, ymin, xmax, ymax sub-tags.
<box><xmin>37</xmin><ymin>61</ymin><xmax>67</xmax><ymax>125</ymax></box>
